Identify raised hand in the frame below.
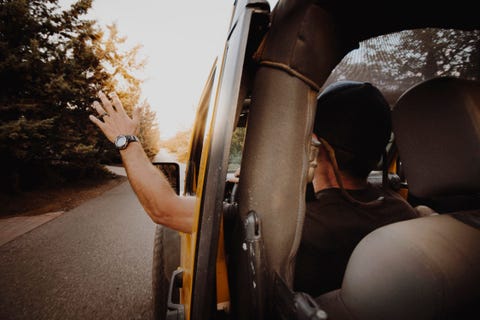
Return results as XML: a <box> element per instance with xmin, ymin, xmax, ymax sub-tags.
<box><xmin>89</xmin><ymin>91</ymin><xmax>140</xmax><ymax>143</ymax></box>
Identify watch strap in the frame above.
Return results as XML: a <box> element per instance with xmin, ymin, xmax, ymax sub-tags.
<box><xmin>125</xmin><ymin>135</ymin><xmax>139</xmax><ymax>143</ymax></box>
<box><xmin>115</xmin><ymin>134</ymin><xmax>140</xmax><ymax>150</ymax></box>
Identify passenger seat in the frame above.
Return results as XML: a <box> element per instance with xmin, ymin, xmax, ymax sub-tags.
<box><xmin>314</xmin><ymin>77</ymin><xmax>480</xmax><ymax>320</ymax></box>
<box><xmin>392</xmin><ymin>77</ymin><xmax>480</xmax><ymax>212</ymax></box>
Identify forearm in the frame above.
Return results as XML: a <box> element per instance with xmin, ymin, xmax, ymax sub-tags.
<box><xmin>89</xmin><ymin>91</ymin><xmax>195</xmax><ymax>233</ymax></box>
<box><xmin>120</xmin><ymin>142</ymin><xmax>195</xmax><ymax>233</ymax></box>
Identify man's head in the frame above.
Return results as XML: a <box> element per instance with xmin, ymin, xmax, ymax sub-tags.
<box><xmin>313</xmin><ymin>81</ymin><xmax>392</xmax><ymax>179</ymax></box>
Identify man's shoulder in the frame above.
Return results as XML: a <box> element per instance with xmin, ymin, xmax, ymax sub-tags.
<box><xmin>368</xmin><ymin>185</ymin><xmax>420</xmax><ymax>218</ymax></box>
<box><xmin>306</xmin><ymin>188</ymin><xmax>353</xmax><ymax>217</ymax></box>
<box><xmin>307</xmin><ymin>185</ymin><xmax>419</xmax><ymax>219</ymax></box>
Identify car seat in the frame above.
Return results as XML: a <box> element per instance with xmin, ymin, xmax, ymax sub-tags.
<box><xmin>392</xmin><ymin>77</ymin><xmax>480</xmax><ymax>212</ymax></box>
<box><xmin>313</xmin><ymin>77</ymin><xmax>480</xmax><ymax>320</ymax></box>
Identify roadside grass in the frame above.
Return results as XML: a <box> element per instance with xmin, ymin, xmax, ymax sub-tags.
<box><xmin>0</xmin><ymin>175</ymin><xmax>127</xmax><ymax>218</ymax></box>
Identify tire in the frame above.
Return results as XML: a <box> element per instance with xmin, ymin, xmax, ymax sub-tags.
<box><xmin>152</xmin><ymin>225</ymin><xmax>180</xmax><ymax>320</ymax></box>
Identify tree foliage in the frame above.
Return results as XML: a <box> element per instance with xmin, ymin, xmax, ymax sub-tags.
<box><xmin>228</xmin><ymin>126</ymin><xmax>245</xmax><ymax>171</ymax></box>
<box><xmin>0</xmin><ymin>0</ymin><xmax>107</xmax><ymax>192</ymax></box>
<box><xmin>161</xmin><ymin>129</ymin><xmax>191</xmax><ymax>164</ymax></box>
<box><xmin>137</xmin><ymin>100</ymin><xmax>160</xmax><ymax>159</ymax></box>
<box><xmin>327</xmin><ymin>28</ymin><xmax>480</xmax><ymax>104</ymax></box>
<box><xmin>93</xmin><ymin>23</ymin><xmax>159</xmax><ymax>162</ymax></box>
<box><xmin>0</xmin><ymin>0</ymin><xmax>159</xmax><ymax>192</ymax></box>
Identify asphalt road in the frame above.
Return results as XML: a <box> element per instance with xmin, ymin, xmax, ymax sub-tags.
<box><xmin>0</xmin><ymin>180</ymin><xmax>157</xmax><ymax>320</ymax></box>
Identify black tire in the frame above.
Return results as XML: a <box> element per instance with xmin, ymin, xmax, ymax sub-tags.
<box><xmin>152</xmin><ymin>225</ymin><xmax>180</xmax><ymax>320</ymax></box>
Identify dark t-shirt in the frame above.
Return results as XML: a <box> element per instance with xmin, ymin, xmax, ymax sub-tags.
<box><xmin>293</xmin><ymin>185</ymin><xmax>419</xmax><ymax>297</ymax></box>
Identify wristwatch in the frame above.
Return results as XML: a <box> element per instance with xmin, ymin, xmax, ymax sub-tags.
<box><xmin>114</xmin><ymin>134</ymin><xmax>139</xmax><ymax>150</ymax></box>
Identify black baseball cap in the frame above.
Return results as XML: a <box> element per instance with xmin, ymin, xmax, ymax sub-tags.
<box><xmin>313</xmin><ymin>81</ymin><xmax>392</xmax><ymax>172</ymax></box>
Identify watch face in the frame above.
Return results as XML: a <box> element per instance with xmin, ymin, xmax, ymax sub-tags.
<box><xmin>115</xmin><ymin>136</ymin><xmax>127</xmax><ymax>148</ymax></box>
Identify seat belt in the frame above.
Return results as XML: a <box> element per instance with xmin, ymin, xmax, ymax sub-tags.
<box><xmin>273</xmin><ymin>272</ymin><xmax>328</xmax><ymax>320</ymax></box>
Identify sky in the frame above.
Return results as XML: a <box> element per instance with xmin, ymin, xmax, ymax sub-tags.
<box><xmin>61</xmin><ymin>0</ymin><xmax>278</xmax><ymax>139</ymax></box>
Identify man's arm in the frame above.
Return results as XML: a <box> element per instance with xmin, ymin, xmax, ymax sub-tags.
<box><xmin>89</xmin><ymin>91</ymin><xmax>195</xmax><ymax>233</ymax></box>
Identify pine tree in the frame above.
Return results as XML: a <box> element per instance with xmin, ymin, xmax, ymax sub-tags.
<box><xmin>0</xmin><ymin>0</ymin><xmax>108</xmax><ymax>192</ymax></box>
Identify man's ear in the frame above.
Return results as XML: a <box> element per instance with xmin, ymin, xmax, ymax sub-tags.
<box><xmin>307</xmin><ymin>135</ymin><xmax>321</xmax><ymax>183</ymax></box>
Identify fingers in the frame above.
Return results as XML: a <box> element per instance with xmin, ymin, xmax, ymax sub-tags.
<box><xmin>92</xmin><ymin>100</ymin><xmax>107</xmax><ymax>117</ymax></box>
<box><xmin>98</xmin><ymin>91</ymin><xmax>115</xmax><ymax>115</ymax></box>
<box><xmin>109</xmin><ymin>92</ymin><xmax>127</xmax><ymax>116</ymax></box>
<box><xmin>132</xmin><ymin>106</ymin><xmax>141</xmax><ymax>122</ymax></box>
<box><xmin>89</xmin><ymin>114</ymin><xmax>115</xmax><ymax>143</ymax></box>
<box><xmin>89</xmin><ymin>114</ymin><xmax>105</xmax><ymax>129</ymax></box>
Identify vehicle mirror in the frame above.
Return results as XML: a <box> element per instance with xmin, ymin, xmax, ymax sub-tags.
<box><xmin>153</xmin><ymin>162</ymin><xmax>180</xmax><ymax>195</ymax></box>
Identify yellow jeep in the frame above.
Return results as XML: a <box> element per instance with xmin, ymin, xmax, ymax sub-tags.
<box><xmin>153</xmin><ymin>1</ymin><xmax>480</xmax><ymax>319</ymax></box>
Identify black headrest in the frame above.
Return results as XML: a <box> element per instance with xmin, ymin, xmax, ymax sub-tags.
<box><xmin>392</xmin><ymin>77</ymin><xmax>480</xmax><ymax>211</ymax></box>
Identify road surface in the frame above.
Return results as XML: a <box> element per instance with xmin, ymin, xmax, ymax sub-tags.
<box><xmin>0</xmin><ymin>177</ymin><xmax>157</xmax><ymax>319</ymax></box>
